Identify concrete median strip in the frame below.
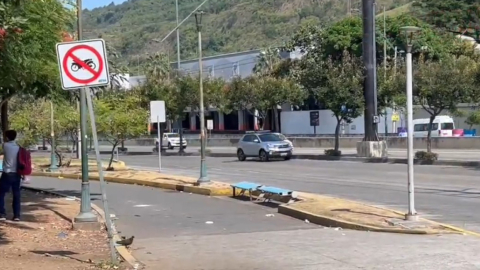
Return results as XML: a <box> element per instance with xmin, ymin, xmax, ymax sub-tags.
<box><xmin>31</xmin><ymin>161</ymin><xmax>480</xmax><ymax>236</ymax></box>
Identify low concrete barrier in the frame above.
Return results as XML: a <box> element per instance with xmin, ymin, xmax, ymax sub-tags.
<box><xmin>62</xmin><ymin>137</ymin><xmax>480</xmax><ymax>150</ymax></box>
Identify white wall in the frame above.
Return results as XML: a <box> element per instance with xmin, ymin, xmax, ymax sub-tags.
<box><xmin>281</xmin><ymin>109</ymin><xmax>396</xmax><ymax>135</ymax></box>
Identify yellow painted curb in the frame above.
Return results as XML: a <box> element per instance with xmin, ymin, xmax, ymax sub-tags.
<box><xmin>32</xmin><ymin>171</ymin><xmax>234</xmax><ymax>197</ymax></box>
<box><xmin>21</xmin><ymin>186</ymin><xmax>142</xmax><ymax>268</ymax></box>
<box><xmin>90</xmin><ymin>204</ymin><xmax>142</xmax><ymax>268</ymax></box>
<box><xmin>278</xmin><ymin>204</ymin><xmax>445</xmax><ymax>235</ymax></box>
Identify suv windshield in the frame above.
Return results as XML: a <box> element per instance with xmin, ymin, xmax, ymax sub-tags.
<box><xmin>167</xmin><ymin>134</ymin><xmax>179</xmax><ymax>138</ymax></box>
<box><xmin>259</xmin><ymin>134</ymin><xmax>283</xmax><ymax>142</ymax></box>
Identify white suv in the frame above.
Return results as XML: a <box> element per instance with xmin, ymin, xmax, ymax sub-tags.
<box><xmin>237</xmin><ymin>131</ymin><xmax>293</xmax><ymax>162</ymax></box>
<box><xmin>155</xmin><ymin>133</ymin><xmax>187</xmax><ymax>150</ymax></box>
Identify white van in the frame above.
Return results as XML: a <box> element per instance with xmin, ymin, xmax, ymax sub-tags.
<box><xmin>412</xmin><ymin>116</ymin><xmax>455</xmax><ymax>137</ymax></box>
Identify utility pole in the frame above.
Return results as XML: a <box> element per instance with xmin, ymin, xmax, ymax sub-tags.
<box><xmin>383</xmin><ymin>6</ymin><xmax>388</xmax><ymax>137</ymax></box>
<box><xmin>362</xmin><ymin>0</ymin><xmax>379</xmax><ymax>141</ymax></box>
<box><xmin>74</xmin><ymin>0</ymin><xmax>97</xmax><ymax>224</ymax></box>
<box><xmin>195</xmin><ymin>11</ymin><xmax>209</xmax><ymax>184</ymax></box>
<box><xmin>176</xmin><ymin>0</ymin><xmax>185</xmax><ymax>154</ymax></box>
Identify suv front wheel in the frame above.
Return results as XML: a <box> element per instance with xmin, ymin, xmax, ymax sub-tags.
<box><xmin>259</xmin><ymin>149</ymin><xmax>269</xmax><ymax>162</ymax></box>
<box><xmin>237</xmin><ymin>149</ymin><xmax>246</xmax><ymax>161</ymax></box>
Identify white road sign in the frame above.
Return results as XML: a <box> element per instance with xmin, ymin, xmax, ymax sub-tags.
<box><xmin>56</xmin><ymin>39</ymin><xmax>110</xmax><ymax>90</ymax></box>
<box><xmin>207</xmin><ymin>119</ymin><xmax>213</xmax><ymax>130</ymax></box>
<box><xmin>150</xmin><ymin>101</ymin><xmax>166</xmax><ymax>123</ymax></box>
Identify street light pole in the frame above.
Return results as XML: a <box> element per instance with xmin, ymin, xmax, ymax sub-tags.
<box><xmin>176</xmin><ymin>0</ymin><xmax>185</xmax><ymax>154</ymax></box>
<box><xmin>48</xmin><ymin>101</ymin><xmax>58</xmax><ymax>172</ymax></box>
<box><xmin>195</xmin><ymin>11</ymin><xmax>209</xmax><ymax>184</ymax></box>
<box><xmin>74</xmin><ymin>0</ymin><xmax>97</xmax><ymax>223</ymax></box>
<box><xmin>401</xmin><ymin>26</ymin><xmax>421</xmax><ymax>221</ymax></box>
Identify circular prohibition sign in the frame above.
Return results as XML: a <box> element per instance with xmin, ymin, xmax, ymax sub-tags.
<box><xmin>62</xmin><ymin>44</ymin><xmax>104</xmax><ymax>85</ymax></box>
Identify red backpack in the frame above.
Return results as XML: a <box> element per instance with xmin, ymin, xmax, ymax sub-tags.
<box><xmin>17</xmin><ymin>147</ymin><xmax>32</xmax><ymax>175</ymax></box>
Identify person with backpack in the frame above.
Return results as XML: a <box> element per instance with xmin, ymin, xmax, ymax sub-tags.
<box><xmin>0</xmin><ymin>129</ymin><xmax>31</xmax><ymax>221</ymax></box>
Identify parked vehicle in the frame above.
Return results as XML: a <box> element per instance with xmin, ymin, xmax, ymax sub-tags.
<box><xmin>274</xmin><ymin>132</ymin><xmax>294</xmax><ymax>150</ymax></box>
<box><xmin>155</xmin><ymin>133</ymin><xmax>187</xmax><ymax>150</ymax></box>
<box><xmin>237</xmin><ymin>131</ymin><xmax>293</xmax><ymax>162</ymax></box>
<box><xmin>413</xmin><ymin>115</ymin><xmax>455</xmax><ymax>137</ymax></box>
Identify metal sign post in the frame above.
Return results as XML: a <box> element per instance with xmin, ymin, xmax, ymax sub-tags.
<box><xmin>157</xmin><ymin>116</ymin><xmax>162</xmax><ymax>172</ymax></box>
<box><xmin>206</xmin><ymin>119</ymin><xmax>213</xmax><ymax>149</ymax></box>
<box><xmin>85</xmin><ymin>88</ymin><xmax>116</xmax><ymax>263</ymax></box>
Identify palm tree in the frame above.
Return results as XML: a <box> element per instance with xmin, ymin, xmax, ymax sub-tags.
<box><xmin>253</xmin><ymin>47</ymin><xmax>282</xmax><ymax>76</ymax></box>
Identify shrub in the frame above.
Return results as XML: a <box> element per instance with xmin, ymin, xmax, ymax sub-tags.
<box><xmin>324</xmin><ymin>149</ymin><xmax>342</xmax><ymax>156</ymax></box>
<box><xmin>415</xmin><ymin>151</ymin><xmax>438</xmax><ymax>161</ymax></box>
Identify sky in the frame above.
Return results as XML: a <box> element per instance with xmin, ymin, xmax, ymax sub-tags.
<box><xmin>84</xmin><ymin>0</ymin><xmax>127</xmax><ymax>10</ymax></box>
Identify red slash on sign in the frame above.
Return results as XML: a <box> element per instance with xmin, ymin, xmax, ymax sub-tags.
<box><xmin>62</xmin><ymin>44</ymin><xmax>104</xmax><ymax>85</ymax></box>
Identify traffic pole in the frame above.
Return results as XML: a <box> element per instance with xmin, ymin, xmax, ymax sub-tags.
<box><xmin>74</xmin><ymin>0</ymin><xmax>97</xmax><ymax>223</ymax></box>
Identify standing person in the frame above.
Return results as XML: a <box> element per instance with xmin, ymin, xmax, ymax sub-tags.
<box><xmin>0</xmin><ymin>130</ymin><xmax>21</xmax><ymax>221</ymax></box>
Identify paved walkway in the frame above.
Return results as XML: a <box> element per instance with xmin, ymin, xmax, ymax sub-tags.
<box><xmin>27</xmin><ymin>176</ymin><xmax>480</xmax><ymax>269</ymax></box>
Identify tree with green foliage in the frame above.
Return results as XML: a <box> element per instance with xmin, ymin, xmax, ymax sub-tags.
<box><xmin>414</xmin><ymin>55</ymin><xmax>480</xmax><ymax>153</ymax></box>
<box><xmin>0</xmin><ymin>0</ymin><xmax>73</xmax><ymax>135</ymax></box>
<box><xmin>465</xmin><ymin>110</ymin><xmax>480</xmax><ymax>130</ymax></box>
<box><xmin>227</xmin><ymin>76</ymin><xmax>305</xmax><ymax>131</ymax></box>
<box><xmin>95</xmin><ymin>93</ymin><xmax>148</xmax><ymax>169</ymax></box>
<box><xmin>10</xmin><ymin>99</ymin><xmax>78</xmax><ymax>166</ymax></box>
<box><xmin>413</xmin><ymin>0</ymin><xmax>480</xmax><ymax>36</ymax></box>
<box><xmin>297</xmin><ymin>51</ymin><xmax>364</xmax><ymax>153</ymax></box>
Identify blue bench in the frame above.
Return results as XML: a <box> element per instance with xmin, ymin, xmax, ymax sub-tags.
<box><xmin>231</xmin><ymin>182</ymin><xmax>263</xmax><ymax>201</ymax></box>
<box><xmin>231</xmin><ymin>182</ymin><xmax>297</xmax><ymax>203</ymax></box>
<box><xmin>257</xmin><ymin>186</ymin><xmax>296</xmax><ymax>203</ymax></box>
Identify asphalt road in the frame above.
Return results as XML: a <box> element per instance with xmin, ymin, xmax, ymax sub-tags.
<box><xmin>87</xmin><ymin>145</ymin><xmax>480</xmax><ymax>160</ymax></box>
<box><xmin>123</xmin><ymin>155</ymin><xmax>480</xmax><ymax>233</ymax></box>
<box><xmin>26</xmin><ymin>177</ymin><xmax>480</xmax><ymax>270</ymax></box>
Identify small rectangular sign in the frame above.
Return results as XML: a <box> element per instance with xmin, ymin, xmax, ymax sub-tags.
<box><xmin>150</xmin><ymin>101</ymin><xmax>166</xmax><ymax>123</ymax></box>
<box><xmin>309</xmin><ymin>111</ymin><xmax>320</xmax><ymax>127</ymax></box>
<box><xmin>207</xmin><ymin>119</ymin><xmax>213</xmax><ymax>130</ymax></box>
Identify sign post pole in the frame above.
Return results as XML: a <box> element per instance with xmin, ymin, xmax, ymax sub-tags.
<box><xmin>157</xmin><ymin>116</ymin><xmax>162</xmax><ymax>172</ymax></box>
<box><xmin>73</xmin><ymin>0</ymin><xmax>97</xmax><ymax>225</ymax></box>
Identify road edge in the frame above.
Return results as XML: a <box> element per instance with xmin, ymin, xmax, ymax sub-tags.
<box><xmin>83</xmin><ymin>151</ymin><xmax>480</xmax><ymax>168</ymax></box>
<box><xmin>21</xmin><ymin>185</ymin><xmax>143</xmax><ymax>269</ymax></box>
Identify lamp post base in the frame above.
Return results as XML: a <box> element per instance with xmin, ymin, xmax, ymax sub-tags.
<box><xmin>74</xmin><ymin>212</ymin><xmax>98</xmax><ymax>223</ymax></box>
<box><xmin>405</xmin><ymin>213</ymin><xmax>419</xmax><ymax>221</ymax></box>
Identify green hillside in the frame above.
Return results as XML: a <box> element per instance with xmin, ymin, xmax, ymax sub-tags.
<box><xmin>82</xmin><ymin>0</ymin><xmax>411</xmax><ymax>71</ymax></box>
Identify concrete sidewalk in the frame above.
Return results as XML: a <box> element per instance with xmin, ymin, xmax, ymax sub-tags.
<box><xmin>28</xmin><ymin>177</ymin><xmax>480</xmax><ymax>270</ymax></box>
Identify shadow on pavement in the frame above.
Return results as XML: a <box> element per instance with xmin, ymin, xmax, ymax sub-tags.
<box><xmin>0</xmin><ymin>189</ymin><xmax>69</xmax><ymax>247</ymax></box>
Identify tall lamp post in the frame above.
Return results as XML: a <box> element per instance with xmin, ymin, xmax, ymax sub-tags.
<box><xmin>48</xmin><ymin>101</ymin><xmax>58</xmax><ymax>172</ymax></box>
<box><xmin>195</xmin><ymin>11</ymin><xmax>209</xmax><ymax>184</ymax></box>
<box><xmin>401</xmin><ymin>26</ymin><xmax>421</xmax><ymax>221</ymax></box>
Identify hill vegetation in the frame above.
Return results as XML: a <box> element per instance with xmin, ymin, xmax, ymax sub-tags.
<box><xmin>82</xmin><ymin>0</ymin><xmax>411</xmax><ymax>72</ymax></box>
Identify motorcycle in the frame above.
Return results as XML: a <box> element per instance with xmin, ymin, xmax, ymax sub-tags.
<box><xmin>71</xmin><ymin>58</ymin><xmax>96</xmax><ymax>72</ymax></box>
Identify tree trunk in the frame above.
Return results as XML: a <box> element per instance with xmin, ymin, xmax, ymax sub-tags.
<box><xmin>426</xmin><ymin>115</ymin><xmax>435</xmax><ymax>153</ymax></box>
<box><xmin>273</xmin><ymin>107</ymin><xmax>280</xmax><ymax>132</ymax></box>
<box><xmin>108</xmin><ymin>142</ymin><xmax>119</xmax><ymax>169</ymax></box>
<box><xmin>1</xmin><ymin>98</ymin><xmax>8</xmax><ymax>141</ymax></box>
<box><xmin>334</xmin><ymin>119</ymin><xmax>341</xmax><ymax>152</ymax></box>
